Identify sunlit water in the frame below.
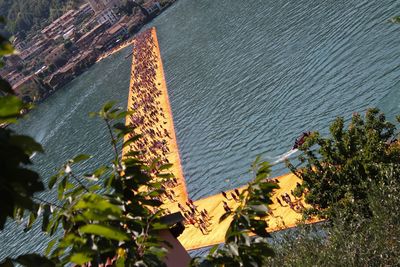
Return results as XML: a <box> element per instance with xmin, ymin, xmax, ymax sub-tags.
<box><xmin>2</xmin><ymin>0</ymin><xmax>400</xmax><ymax>259</ymax></box>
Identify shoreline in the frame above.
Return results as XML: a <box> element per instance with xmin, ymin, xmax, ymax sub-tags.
<box><xmin>96</xmin><ymin>38</ymin><xmax>136</xmax><ymax>63</ymax></box>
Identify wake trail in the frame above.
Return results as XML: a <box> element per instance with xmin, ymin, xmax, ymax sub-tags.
<box><xmin>271</xmin><ymin>149</ymin><xmax>298</xmax><ymax>165</ymax></box>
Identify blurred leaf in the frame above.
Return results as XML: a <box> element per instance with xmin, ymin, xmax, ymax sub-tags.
<box><xmin>48</xmin><ymin>175</ymin><xmax>58</xmax><ymax>190</ymax></box>
<box><xmin>73</xmin><ymin>194</ymin><xmax>122</xmax><ymax>216</ymax></box>
<box><xmin>45</xmin><ymin>239</ymin><xmax>57</xmax><ymax>256</ymax></box>
<box><xmin>70</xmin><ymin>252</ymin><xmax>92</xmax><ymax>265</ymax></box>
<box><xmin>122</xmin><ymin>134</ymin><xmax>141</xmax><ymax>148</ymax></box>
<box><xmin>0</xmin><ymin>78</ymin><xmax>14</xmax><ymax>95</ymax></box>
<box><xmin>159</xmin><ymin>163</ymin><xmax>173</xmax><ymax>171</ymax></box>
<box><xmin>9</xmin><ymin>135</ymin><xmax>43</xmax><ymax>155</ymax></box>
<box><xmin>0</xmin><ymin>95</ymin><xmax>23</xmax><ymax>123</ymax></box>
<box><xmin>249</xmin><ymin>204</ymin><xmax>268</xmax><ymax>213</ymax></box>
<box><xmin>113</xmin><ymin>122</ymin><xmax>127</xmax><ymax>131</ymax></box>
<box><xmin>0</xmin><ymin>258</ymin><xmax>14</xmax><ymax>267</ymax></box>
<box><xmin>70</xmin><ymin>154</ymin><xmax>91</xmax><ymax>163</ymax></box>
<box><xmin>79</xmin><ymin>224</ymin><xmax>130</xmax><ymax>241</ymax></box>
<box><xmin>389</xmin><ymin>16</ymin><xmax>400</xmax><ymax>24</ymax></box>
<box><xmin>15</xmin><ymin>254</ymin><xmax>54</xmax><ymax>267</ymax></box>
<box><xmin>92</xmin><ymin>165</ymin><xmax>109</xmax><ymax>177</ymax></box>
<box><xmin>151</xmin><ymin>222</ymin><xmax>168</xmax><ymax>230</ymax></box>
<box><xmin>219</xmin><ymin>211</ymin><xmax>231</xmax><ymax>223</ymax></box>
<box><xmin>255</xmin><ymin>162</ymin><xmax>271</xmax><ymax>181</ymax></box>
<box><xmin>227</xmin><ymin>243</ymin><xmax>239</xmax><ymax>257</ymax></box>
<box><xmin>0</xmin><ymin>41</ymin><xmax>13</xmax><ymax>56</ymax></box>
<box><xmin>88</xmin><ymin>111</ymin><xmax>97</xmax><ymax>118</ymax></box>
<box><xmin>41</xmin><ymin>204</ymin><xmax>51</xmax><ymax>232</ymax></box>
<box><xmin>209</xmin><ymin>245</ymin><xmax>219</xmax><ymax>255</ymax></box>
<box><xmin>57</xmin><ymin>176</ymin><xmax>67</xmax><ymax>199</ymax></box>
<box><xmin>24</xmin><ymin>211</ymin><xmax>38</xmax><ymax>231</ymax></box>
<box><xmin>102</xmin><ymin>101</ymin><xmax>116</xmax><ymax>113</ymax></box>
<box><xmin>115</xmin><ymin>256</ymin><xmax>125</xmax><ymax>267</ymax></box>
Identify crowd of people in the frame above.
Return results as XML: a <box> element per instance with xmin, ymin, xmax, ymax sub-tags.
<box><xmin>127</xmin><ymin>29</ymin><xmax>181</xmax><ymax>207</ymax></box>
<box><xmin>126</xmin><ymin>29</ymin><xmax>308</xmax><ymax>236</ymax></box>
<box><xmin>178</xmin><ymin>200</ymin><xmax>211</xmax><ymax>235</ymax></box>
<box><xmin>275</xmin><ymin>190</ymin><xmax>305</xmax><ymax>212</ymax></box>
<box><xmin>126</xmin><ymin>29</ymin><xmax>212</xmax><ymax>233</ymax></box>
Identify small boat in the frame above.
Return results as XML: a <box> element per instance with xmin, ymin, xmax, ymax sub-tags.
<box><xmin>292</xmin><ymin>132</ymin><xmax>311</xmax><ymax>150</ymax></box>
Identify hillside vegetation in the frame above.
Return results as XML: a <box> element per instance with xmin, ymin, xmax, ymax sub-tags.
<box><xmin>0</xmin><ymin>0</ymin><xmax>83</xmax><ymax>37</ymax></box>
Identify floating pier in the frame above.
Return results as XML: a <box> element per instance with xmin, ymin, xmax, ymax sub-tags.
<box><xmin>124</xmin><ymin>27</ymin><xmax>321</xmax><ymax>251</ymax></box>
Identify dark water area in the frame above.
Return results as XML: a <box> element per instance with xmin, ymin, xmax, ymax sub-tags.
<box><xmin>2</xmin><ymin>0</ymin><xmax>400</xmax><ymax>259</ymax></box>
<box><xmin>156</xmin><ymin>0</ymin><xmax>400</xmax><ymax>199</ymax></box>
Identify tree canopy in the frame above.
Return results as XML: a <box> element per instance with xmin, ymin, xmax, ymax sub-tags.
<box><xmin>0</xmin><ymin>0</ymin><xmax>82</xmax><ymax>36</ymax></box>
<box><xmin>287</xmin><ymin>109</ymin><xmax>400</xmax><ymax>220</ymax></box>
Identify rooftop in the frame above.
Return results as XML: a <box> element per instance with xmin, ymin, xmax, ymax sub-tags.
<box><xmin>107</xmin><ymin>23</ymin><xmax>125</xmax><ymax>35</ymax></box>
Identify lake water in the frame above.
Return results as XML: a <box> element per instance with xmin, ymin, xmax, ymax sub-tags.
<box><xmin>2</xmin><ymin>0</ymin><xmax>400</xmax><ymax>259</ymax></box>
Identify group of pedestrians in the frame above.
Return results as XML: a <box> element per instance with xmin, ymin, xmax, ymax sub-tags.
<box><xmin>127</xmin><ymin>29</ymin><xmax>179</xmax><ymax>206</ymax></box>
<box><xmin>276</xmin><ymin>191</ymin><xmax>304</xmax><ymax>212</ymax></box>
<box><xmin>178</xmin><ymin>200</ymin><xmax>211</xmax><ymax>235</ymax></box>
<box><xmin>126</xmin><ymin>29</ymin><xmax>212</xmax><ymax>234</ymax></box>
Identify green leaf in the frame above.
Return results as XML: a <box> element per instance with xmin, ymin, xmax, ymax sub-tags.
<box><xmin>209</xmin><ymin>244</ymin><xmax>219</xmax><ymax>255</ymax></box>
<box><xmin>92</xmin><ymin>165</ymin><xmax>109</xmax><ymax>177</ymax></box>
<box><xmin>73</xmin><ymin>194</ymin><xmax>122</xmax><ymax>216</ymax></box>
<box><xmin>102</xmin><ymin>101</ymin><xmax>116</xmax><ymax>113</ymax></box>
<box><xmin>70</xmin><ymin>252</ymin><xmax>92</xmax><ymax>265</ymax></box>
<box><xmin>45</xmin><ymin>239</ymin><xmax>57</xmax><ymax>256</ymax></box>
<box><xmin>9</xmin><ymin>135</ymin><xmax>44</xmax><ymax>155</ymax></box>
<box><xmin>88</xmin><ymin>111</ymin><xmax>98</xmax><ymax>118</ymax></box>
<box><xmin>389</xmin><ymin>16</ymin><xmax>400</xmax><ymax>24</ymax></box>
<box><xmin>256</xmin><ymin>162</ymin><xmax>271</xmax><ymax>181</ymax></box>
<box><xmin>159</xmin><ymin>163</ymin><xmax>173</xmax><ymax>171</ymax></box>
<box><xmin>152</xmin><ymin>222</ymin><xmax>169</xmax><ymax>230</ymax></box>
<box><xmin>122</xmin><ymin>134</ymin><xmax>141</xmax><ymax>148</ymax></box>
<box><xmin>0</xmin><ymin>96</ymin><xmax>24</xmax><ymax>123</ymax></box>
<box><xmin>57</xmin><ymin>176</ymin><xmax>67</xmax><ymax>200</ymax></box>
<box><xmin>58</xmin><ymin>233</ymin><xmax>86</xmax><ymax>249</ymax></box>
<box><xmin>113</xmin><ymin>122</ymin><xmax>127</xmax><ymax>130</ymax></box>
<box><xmin>48</xmin><ymin>175</ymin><xmax>58</xmax><ymax>190</ymax></box>
<box><xmin>78</xmin><ymin>224</ymin><xmax>130</xmax><ymax>241</ymax></box>
<box><xmin>41</xmin><ymin>204</ymin><xmax>51</xmax><ymax>232</ymax></box>
<box><xmin>70</xmin><ymin>154</ymin><xmax>91</xmax><ymax>163</ymax></box>
<box><xmin>24</xmin><ymin>211</ymin><xmax>38</xmax><ymax>231</ymax></box>
<box><xmin>115</xmin><ymin>256</ymin><xmax>125</xmax><ymax>267</ymax></box>
<box><xmin>0</xmin><ymin>41</ymin><xmax>13</xmax><ymax>56</ymax></box>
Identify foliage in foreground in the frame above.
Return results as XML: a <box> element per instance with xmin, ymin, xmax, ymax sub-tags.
<box><xmin>0</xmin><ymin>33</ymin><xmax>44</xmax><ymax>231</ymax></box>
<box><xmin>266</xmin><ymin>166</ymin><xmax>400</xmax><ymax>266</ymax></box>
<box><xmin>192</xmin><ymin>159</ymin><xmax>278</xmax><ymax>266</ymax></box>
<box><xmin>1</xmin><ymin>96</ymin><xmax>278</xmax><ymax>266</ymax></box>
<box><xmin>277</xmin><ymin>108</ymin><xmax>400</xmax><ymax>266</ymax></box>
<box><xmin>287</xmin><ymin>108</ymin><xmax>400</xmax><ymax>219</ymax></box>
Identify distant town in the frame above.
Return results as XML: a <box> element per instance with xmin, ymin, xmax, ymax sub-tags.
<box><xmin>1</xmin><ymin>0</ymin><xmax>176</xmax><ymax>103</ymax></box>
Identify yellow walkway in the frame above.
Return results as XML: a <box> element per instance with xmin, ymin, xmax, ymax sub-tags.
<box><xmin>124</xmin><ymin>27</ymin><xmax>188</xmax><ymax>208</ymax></box>
<box><xmin>124</xmin><ymin>27</ymin><xmax>321</xmax><ymax>251</ymax></box>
